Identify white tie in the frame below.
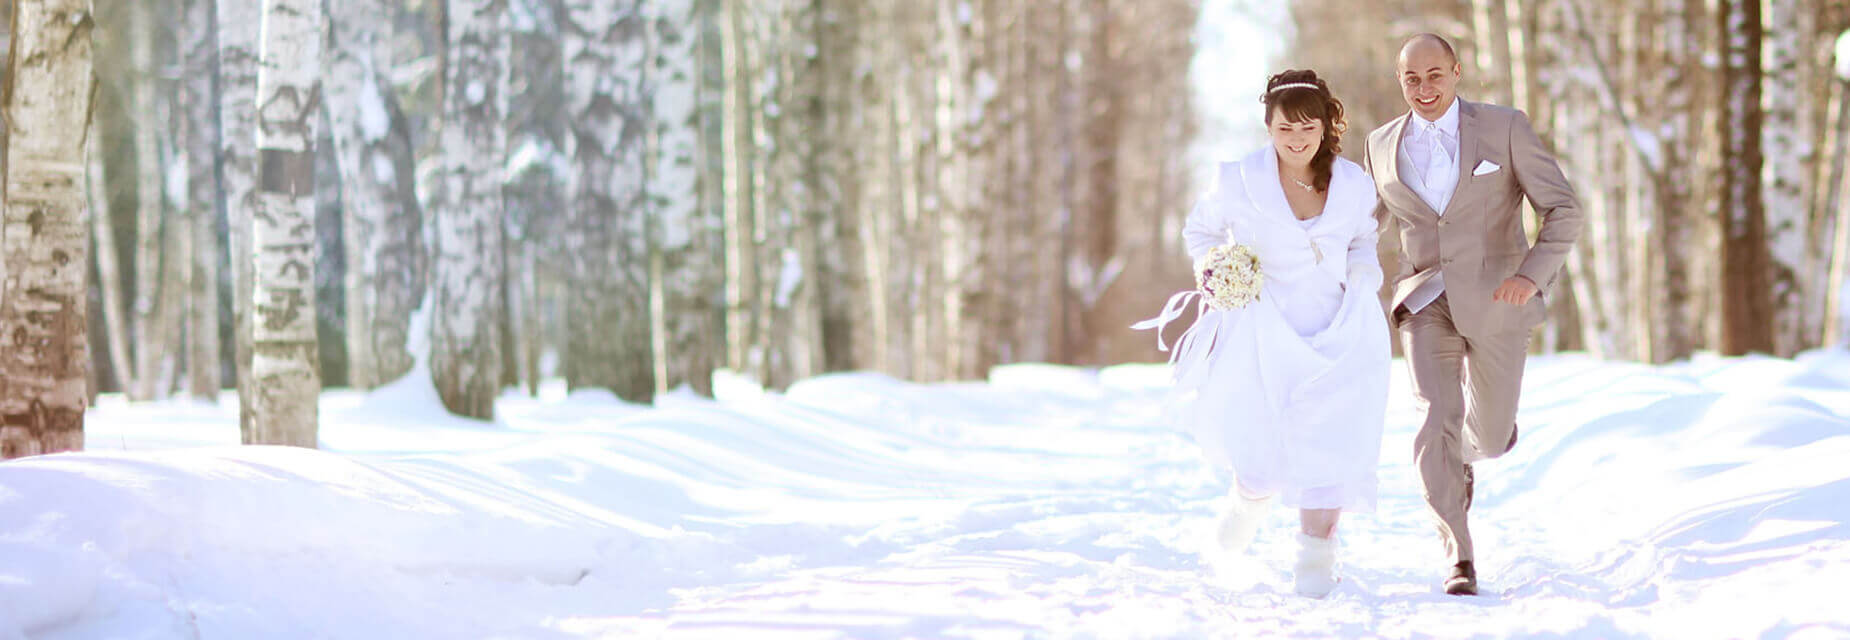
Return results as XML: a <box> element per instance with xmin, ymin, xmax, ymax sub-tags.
<box><xmin>1422</xmin><ymin>122</ymin><xmax>1450</xmax><ymax>191</ymax></box>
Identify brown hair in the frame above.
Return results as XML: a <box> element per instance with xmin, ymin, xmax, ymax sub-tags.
<box><xmin>1262</xmin><ymin>69</ymin><xmax>1347</xmax><ymax>192</ymax></box>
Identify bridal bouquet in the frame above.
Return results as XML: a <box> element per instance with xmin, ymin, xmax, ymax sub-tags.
<box><xmin>1195</xmin><ymin>241</ymin><xmax>1263</xmax><ymax>310</ymax></box>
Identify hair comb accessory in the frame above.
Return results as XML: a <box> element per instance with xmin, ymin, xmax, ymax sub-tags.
<box><xmin>1267</xmin><ymin>82</ymin><xmax>1322</xmax><ymax>93</ymax></box>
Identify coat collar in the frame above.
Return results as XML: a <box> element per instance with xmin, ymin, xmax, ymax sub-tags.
<box><xmin>1239</xmin><ymin>146</ymin><xmax>1358</xmax><ymax>228</ymax></box>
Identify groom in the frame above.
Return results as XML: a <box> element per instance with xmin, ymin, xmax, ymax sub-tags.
<box><xmin>1363</xmin><ymin>34</ymin><xmax>1584</xmax><ymax>595</ymax></box>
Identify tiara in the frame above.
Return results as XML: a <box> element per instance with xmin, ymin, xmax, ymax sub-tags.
<box><xmin>1269</xmin><ymin>82</ymin><xmax>1322</xmax><ymax>93</ymax></box>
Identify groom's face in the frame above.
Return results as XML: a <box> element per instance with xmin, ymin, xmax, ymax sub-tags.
<box><xmin>1398</xmin><ymin>44</ymin><xmax>1461</xmax><ymax>121</ymax></box>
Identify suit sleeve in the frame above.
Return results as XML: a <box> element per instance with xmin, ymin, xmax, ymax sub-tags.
<box><xmin>1507</xmin><ymin>111</ymin><xmax>1585</xmax><ymax>293</ymax></box>
<box><xmin>1182</xmin><ymin>164</ymin><xmax>1233</xmax><ymax>262</ymax></box>
<box><xmin>1361</xmin><ymin>138</ymin><xmax>1391</xmax><ymax>234</ymax></box>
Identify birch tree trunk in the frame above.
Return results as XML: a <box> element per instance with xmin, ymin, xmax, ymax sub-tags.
<box><xmin>815</xmin><ymin>0</ymin><xmax>859</xmax><ymax>374</ymax></box>
<box><xmin>504</xmin><ymin>0</ymin><xmax>570</xmax><ymax>397</ymax></box>
<box><xmin>1071</xmin><ymin>0</ymin><xmax>1121</xmax><ymax>366</ymax></box>
<box><xmin>0</xmin><ymin>0</ymin><xmax>97</xmax><ymax>459</ymax></box>
<box><xmin>851</xmin><ymin>0</ymin><xmax>897</xmax><ymax>374</ymax></box>
<box><xmin>182</xmin><ymin>0</ymin><xmax>222</xmax><ymax>400</ymax></box>
<box><xmin>1472</xmin><ymin>0</ymin><xmax>1514</xmax><ymax>106</ymax></box>
<box><xmin>1718</xmin><ymin>0</ymin><xmax>1774</xmax><ymax>355</ymax></box>
<box><xmin>1019</xmin><ymin>0</ymin><xmax>1063</xmax><ymax>364</ymax></box>
<box><xmin>130</xmin><ymin>0</ymin><xmax>179</xmax><ymax>401</ymax></box>
<box><xmin>720</xmin><ymin>0</ymin><xmax>757</xmax><ymax>375</ymax></box>
<box><xmin>248</xmin><ymin>0</ymin><xmax>323</xmax><ymax>446</ymax></box>
<box><xmin>88</xmin><ymin>128</ymin><xmax>135</xmax><ymax>394</ymax></box>
<box><xmin>328</xmin><ymin>0</ymin><xmax>423</xmax><ymax>390</ymax></box>
<box><xmin>1830</xmin><ymin>73</ymin><xmax>1850</xmax><ymax>346</ymax></box>
<box><xmin>1651</xmin><ymin>0</ymin><xmax>1700</xmax><ymax>362</ymax></box>
<box><xmin>560</xmin><ymin>0</ymin><xmax>653</xmax><ymax>401</ymax></box>
<box><xmin>217</xmin><ymin>0</ymin><xmax>259</xmax><ymax>440</ymax></box>
<box><xmin>430</xmin><ymin>0</ymin><xmax>509</xmax><ymax>419</ymax></box>
<box><xmin>651</xmin><ymin>0</ymin><xmax>723</xmax><ymax>396</ymax></box>
<box><xmin>931</xmin><ymin>0</ymin><xmax>974</xmax><ymax>380</ymax></box>
<box><xmin>1763</xmin><ymin>0</ymin><xmax>1808</xmax><ymax>354</ymax></box>
<box><xmin>760</xmin><ymin>0</ymin><xmax>826</xmax><ymax>388</ymax></box>
<box><xmin>898</xmin><ymin>1</ymin><xmax>937</xmax><ymax>381</ymax></box>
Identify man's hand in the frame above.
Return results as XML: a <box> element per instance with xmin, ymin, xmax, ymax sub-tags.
<box><xmin>1492</xmin><ymin>276</ymin><xmax>1538</xmax><ymax>305</ymax></box>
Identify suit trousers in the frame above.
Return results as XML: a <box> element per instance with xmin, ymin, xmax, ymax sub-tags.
<box><xmin>1396</xmin><ymin>294</ymin><xmax>1527</xmax><ymax>565</ymax></box>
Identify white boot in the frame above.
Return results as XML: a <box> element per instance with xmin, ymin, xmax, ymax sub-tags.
<box><xmin>1293</xmin><ymin>533</ymin><xmax>1339</xmax><ymax>598</ymax></box>
<box><xmin>1216</xmin><ymin>491</ymin><xmax>1273</xmax><ymax>553</ymax></box>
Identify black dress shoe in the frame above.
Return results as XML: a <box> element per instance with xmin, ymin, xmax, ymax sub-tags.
<box><xmin>1445</xmin><ymin>561</ymin><xmax>1478</xmax><ymax>595</ymax></box>
<box><xmin>1463</xmin><ymin>464</ymin><xmax>1475</xmax><ymax>512</ymax></box>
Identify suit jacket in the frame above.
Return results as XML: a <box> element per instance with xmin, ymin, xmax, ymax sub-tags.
<box><xmin>1363</xmin><ymin>99</ymin><xmax>1584</xmax><ymax>339</ymax></box>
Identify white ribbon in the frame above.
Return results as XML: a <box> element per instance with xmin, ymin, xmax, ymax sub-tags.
<box><xmin>1131</xmin><ymin>286</ymin><xmax>1235</xmax><ymax>389</ymax></box>
<box><xmin>1131</xmin><ymin>290</ymin><xmax>1202</xmax><ymax>353</ymax></box>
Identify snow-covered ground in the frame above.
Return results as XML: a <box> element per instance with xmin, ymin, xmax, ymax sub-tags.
<box><xmin>5</xmin><ymin>350</ymin><xmax>1850</xmax><ymax>639</ymax></box>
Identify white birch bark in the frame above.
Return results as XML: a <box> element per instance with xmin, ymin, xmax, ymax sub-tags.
<box><xmin>183</xmin><ymin>0</ymin><xmax>222</xmax><ymax>400</ymax></box>
<box><xmin>88</xmin><ymin>128</ymin><xmax>136</xmax><ymax>394</ymax></box>
<box><xmin>1021</xmin><ymin>0</ymin><xmax>1062</xmax><ymax>364</ymax></box>
<box><xmin>430</xmin><ymin>0</ymin><xmax>509</xmax><ymax>419</ymax></box>
<box><xmin>1653</xmin><ymin>0</ymin><xmax>1700</xmax><ymax>362</ymax></box>
<box><xmin>1762</xmin><ymin>0</ymin><xmax>1807</xmax><ymax>354</ymax></box>
<box><xmin>892</xmin><ymin>1</ymin><xmax>930</xmax><ymax>380</ymax></box>
<box><xmin>0</xmin><ymin>0</ymin><xmax>97</xmax><ymax>458</ymax></box>
<box><xmin>758</xmin><ymin>0</ymin><xmax>825</xmax><ymax>389</ymax></box>
<box><xmin>935</xmin><ymin>0</ymin><xmax>975</xmax><ymax>380</ymax></box>
<box><xmin>328</xmin><ymin>0</ymin><xmax>423</xmax><ymax>390</ymax></box>
<box><xmin>561</xmin><ymin>0</ymin><xmax>654</xmax><ymax>401</ymax></box>
<box><xmin>720</xmin><ymin>0</ymin><xmax>755</xmax><ymax>374</ymax></box>
<box><xmin>248</xmin><ymin>0</ymin><xmax>323</xmax><ymax>447</ymax></box>
<box><xmin>845</xmin><ymin>0</ymin><xmax>890</xmax><ymax>374</ymax></box>
<box><xmin>649</xmin><ymin>0</ymin><xmax>722</xmax><ymax>396</ymax></box>
<box><xmin>129</xmin><ymin>0</ymin><xmax>178</xmax><ymax>401</ymax></box>
<box><xmin>217</xmin><ymin>0</ymin><xmax>260</xmax><ymax>440</ymax></box>
<box><xmin>1832</xmin><ymin>91</ymin><xmax>1850</xmax><ymax>344</ymax></box>
<box><xmin>741</xmin><ymin>1</ymin><xmax>784</xmax><ymax>385</ymax></box>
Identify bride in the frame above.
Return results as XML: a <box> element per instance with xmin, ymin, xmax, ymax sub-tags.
<box><xmin>1141</xmin><ymin>69</ymin><xmax>1390</xmax><ymax>598</ymax></box>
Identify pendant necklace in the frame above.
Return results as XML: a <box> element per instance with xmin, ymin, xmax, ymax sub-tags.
<box><xmin>1287</xmin><ymin>173</ymin><xmax>1323</xmax><ymax>263</ymax></box>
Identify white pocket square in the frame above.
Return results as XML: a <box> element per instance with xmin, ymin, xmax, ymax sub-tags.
<box><xmin>1473</xmin><ymin>160</ymin><xmax>1501</xmax><ymax>176</ymax></box>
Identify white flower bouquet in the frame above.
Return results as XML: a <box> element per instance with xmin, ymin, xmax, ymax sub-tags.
<box><xmin>1194</xmin><ymin>241</ymin><xmax>1263</xmax><ymax>310</ymax></box>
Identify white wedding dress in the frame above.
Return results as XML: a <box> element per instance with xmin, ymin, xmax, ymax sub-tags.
<box><xmin>1144</xmin><ymin>147</ymin><xmax>1391</xmax><ymax>512</ymax></box>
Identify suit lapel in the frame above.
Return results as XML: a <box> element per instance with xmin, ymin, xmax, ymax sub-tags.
<box><xmin>1440</xmin><ymin>100</ymin><xmax>1480</xmax><ymax>219</ymax></box>
<box><xmin>1382</xmin><ymin>113</ymin><xmax>1441</xmax><ymax>220</ymax></box>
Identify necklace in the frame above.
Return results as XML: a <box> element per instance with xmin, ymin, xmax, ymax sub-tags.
<box><xmin>1289</xmin><ymin>175</ymin><xmax>1323</xmax><ymax>263</ymax></box>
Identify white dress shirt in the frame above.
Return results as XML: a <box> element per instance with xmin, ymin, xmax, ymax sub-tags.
<box><xmin>1397</xmin><ymin>98</ymin><xmax>1461</xmax><ymax>314</ymax></box>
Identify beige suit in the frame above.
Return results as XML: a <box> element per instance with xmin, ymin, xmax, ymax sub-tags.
<box><xmin>1363</xmin><ymin>100</ymin><xmax>1583</xmax><ymax>565</ymax></box>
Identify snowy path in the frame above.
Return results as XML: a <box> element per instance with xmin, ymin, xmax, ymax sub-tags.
<box><xmin>4</xmin><ymin>353</ymin><xmax>1850</xmax><ymax>638</ymax></box>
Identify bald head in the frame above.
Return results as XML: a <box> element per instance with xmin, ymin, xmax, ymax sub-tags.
<box><xmin>1397</xmin><ymin>33</ymin><xmax>1462</xmax><ymax>120</ymax></box>
<box><xmin>1399</xmin><ymin>33</ymin><xmax>1458</xmax><ymax>67</ymax></box>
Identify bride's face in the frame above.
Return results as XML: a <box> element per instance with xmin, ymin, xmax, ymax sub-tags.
<box><xmin>1268</xmin><ymin>113</ymin><xmax>1323</xmax><ymax>168</ymax></box>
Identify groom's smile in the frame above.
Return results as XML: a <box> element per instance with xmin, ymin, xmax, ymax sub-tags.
<box><xmin>1397</xmin><ymin>35</ymin><xmax>1461</xmax><ymax>121</ymax></box>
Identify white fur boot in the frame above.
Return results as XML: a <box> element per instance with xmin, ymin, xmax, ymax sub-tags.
<box><xmin>1215</xmin><ymin>491</ymin><xmax>1273</xmax><ymax>553</ymax></box>
<box><xmin>1293</xmin><ymin>533</ymin><xmax>1340</xmax><ymax>598</ymax></box>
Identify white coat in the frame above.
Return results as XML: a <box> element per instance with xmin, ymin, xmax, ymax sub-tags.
<box><xmin>1141</xmin><ymin>146</ymin><xmax>1392</xmax><ymax>511</ymax></box>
